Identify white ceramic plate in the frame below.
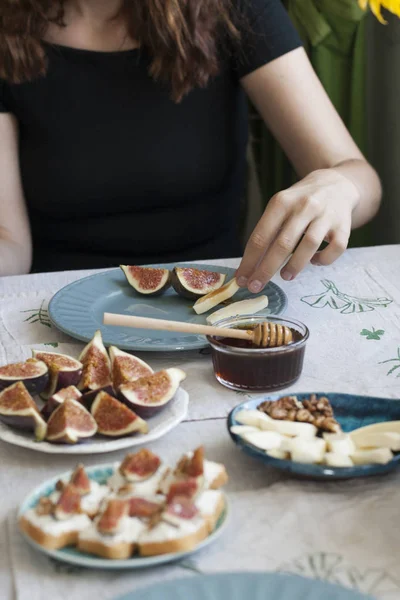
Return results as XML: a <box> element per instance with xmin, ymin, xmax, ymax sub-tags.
<box><xmin>0</xmin><ymin>388</ymin><xmax>188</xmax><ymax>454</ymax></box>
<box><xmin>18</xmin><ymin>462</ymin><xmax>229</xmax><ymax>570</ymax></box>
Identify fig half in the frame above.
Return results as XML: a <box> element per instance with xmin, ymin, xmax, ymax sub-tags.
<box><xmin>120</xmin><ymin>265</ymin><xmax>171</xmax><ymax>296</ymax></box>
<box><xmin>41</xmin><ymin>385</ymin><xmax>82</xmax><ymax>421</ymax></box>
<box><xmin>91</xmin><ymin>391</ymin><xmax>148</xmax><ymax>437</ymax></box>
<box><xmin>109</xmin><ymin>346</ymin><xmax>153</xmax><ymax>389</ymax></box>
<box><xmin>46</xmin><ymin>398</ymin><xmax>98</xmax><ymax>444</ymax></box>
<box><xmin>78</xmin><ymin>330</ymin><xmax>112</xmax><ymax>391</ymax></box>
<box><xmin>171</xmin><ymin>267</ymin><xmax>226</xmax><ymax>300</ymax></box>
<box><xmin>0</xmin><ymin>381</ymin><xmax>47</xmax><ymax>441</ymax></box>
<box><xmin>32</xmin><ymin>351</ymin><xmax>83</xmax><ymax>400</ymax></box>
<box><xmin>0</xmin><ymin>359</ymin><xmax>49</xmax><ymax>395</ymax></box>
<box><xmin>118</xmin><ymin>368</ymin><xmax>186</xmax><ymax>418</ymax></box>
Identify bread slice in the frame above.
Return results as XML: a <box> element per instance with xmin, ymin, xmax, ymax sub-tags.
<box><xmin>78</xmin><ymin>516</ymin><xmax>145</xmax><ymax>559</ymax></box>
<box><xmin>19</xmin><ymin>511</ymin><xmax>91</xmax><ymax>550</ymax></box>
<box><xmin>195</xmin><ymin>490</ymin><xmax>225</xmax><ymax>533</ymax></box>
<box><xmin>138</xmin><ymin>516</ymin><xmax>208</xmax><ymax>556</ymax></box>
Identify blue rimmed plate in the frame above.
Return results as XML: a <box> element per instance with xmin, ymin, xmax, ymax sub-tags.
<box><xmin>114</xmin><ymin>572</ymin><xmax>372</xmax><ymax>600</ymax></box>
<box><xmin>228</xmin><ymin>394</ymin><xmax>400</xmax><ymax>480</ymax></box>
<box><xmin>18</xmin><ymin>463</ymin><xmax>229</xmax><ymax>569</ymax></box>
<box><xmin>48</xmin><ymin>263</ymin><xmax>287</xmax><ymax>352</ymax></box>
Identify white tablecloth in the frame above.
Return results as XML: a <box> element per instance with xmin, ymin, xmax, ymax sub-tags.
<box><xmin>1</xmin><ymin>246</ymin><xmax>400</xmax><ymax>600</ymax></box>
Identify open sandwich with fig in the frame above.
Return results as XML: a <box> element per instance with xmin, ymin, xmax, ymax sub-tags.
<box><xmin>19</xmin><ymin>446</ymin><xmax>228</xmax><ymax>559</ymax></box>
<box><xmin>0</xmin><ymin>330</ymin><xmax>186</xmax><ymax>445</ymax></box>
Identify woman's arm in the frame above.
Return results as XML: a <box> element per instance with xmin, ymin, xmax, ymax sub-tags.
<box><xmin>236</xmin><ymin>47</ymin><xmax>382</xmax><ymax>291</ymax></box>
<box><xmin>0</xmin><ymin>114</ymin><xmax>32</xmax><ymax>275</ymax></box>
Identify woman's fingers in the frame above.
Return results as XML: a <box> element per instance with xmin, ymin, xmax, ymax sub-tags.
<box><xmin>280</xmin><ymin>219</ymin><xmax>329</xmax><ymax>280</ymax></box>
<box><xmin>246</xmin><ymin>216</ymin><xmax>312</xmax><ymax>291</ymax></box>
<box><xmin>310</xmin><ymin>226</ymin><xmax>350</xmax><ymax>266</ymax></box>
<box><xmin>235</xmin><ymin>192</ymin><xmax>292</xmax><ymax>288</ymax></box>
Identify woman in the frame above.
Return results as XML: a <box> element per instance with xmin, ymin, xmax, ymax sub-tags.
<box><xmin>0</xmin><ymin>0</ymin><xmax>381</xmax><ymax>294</ymax></box>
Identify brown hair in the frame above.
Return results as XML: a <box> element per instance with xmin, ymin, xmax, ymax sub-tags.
<box><xmin>0</xmin><ymin>0</ymin><xmax>239</xmax><ymax>101</ymax></box>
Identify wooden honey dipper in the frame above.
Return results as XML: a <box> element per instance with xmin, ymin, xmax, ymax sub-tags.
<box><xmin>103</xmin><ymin>313</ymin><xmax>293</xmax><ymax>348</ymax></box>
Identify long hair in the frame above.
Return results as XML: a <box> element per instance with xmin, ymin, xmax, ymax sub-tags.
<box><xmin>0</xmin><ymin>0</ymin><xmax>239</xmax><ymax>101</ymax></box>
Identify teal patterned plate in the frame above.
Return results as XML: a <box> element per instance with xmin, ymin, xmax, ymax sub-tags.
<box><xmin>115</xmin><ymin>572</ymin><xmax>372</xmax><ymax>600</ymax></box>
<box><xmin>228</xmin><ymin>394</ymin><xmax>400</xmax><ymax>480</ymax></box>
<box><xmin>18</xmin><ymin>463</ymin><xmax>229</xmax><ymax>569</ymax></box>
<box><xmin>48</xmin><ymin>263</ymin><xmax>287</xmax><ymax>352</ymax></box>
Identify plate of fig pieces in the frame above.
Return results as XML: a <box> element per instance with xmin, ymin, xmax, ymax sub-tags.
<box><xmin>228</xmin><ymin>394</ymin><xmax>400</xmax><ymax>480</ymax></box>
<box><xmin>18</xmin><ymin>446</ymin><xmax>229</xmax><ymax>568</ymax></box>
<box><xmin>48</xmin><ymin>262</ymin><xmax>288</xmax><ymax>352</ymax></box>
<box><xmin>0</xmin><ymin>331</ymin><xmax>188</xmax><ymax>454</ymax></box>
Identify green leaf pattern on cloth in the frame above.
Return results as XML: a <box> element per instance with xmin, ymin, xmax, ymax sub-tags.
<box><xmin>301</xmin><ymin>280</ymin><xmax>393</xmax><ymax>313</ymax></box>
<box><xmin>380</xmin><ymin>347</ymin><xmax>400</xmax><ymax>378</ymax></box>
<box><xmin>360</xmin><ymin>328</ymin><xmax>385</xmax><ymax>340</ymax></box>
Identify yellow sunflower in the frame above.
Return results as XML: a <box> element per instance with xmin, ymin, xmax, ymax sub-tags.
<box><xmin>359</xmin><ymin>0</ymin><xmax>400</xmax><ymax>23</ymax></box>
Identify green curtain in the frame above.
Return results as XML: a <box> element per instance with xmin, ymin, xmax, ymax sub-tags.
<box><xmin>250</xmin><ymin>0</ymin><xmax>372</xmax><ymax>247</ymax></box>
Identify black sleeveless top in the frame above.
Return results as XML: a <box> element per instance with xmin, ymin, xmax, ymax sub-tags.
<box><xmin>0</xmin><ymin>0</ymin><xmax>301</xmax><ymax>272</ymax></box>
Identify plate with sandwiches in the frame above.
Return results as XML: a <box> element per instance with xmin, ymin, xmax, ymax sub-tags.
<box><xmin>228</xmin><ymin>393</ymin><xmax>400</xmax><ymax>480</ymax></box>
<box><xmin>18</xmin><ymin>446</ymin><xmax>229</xmax><ymax>569</ymax></box>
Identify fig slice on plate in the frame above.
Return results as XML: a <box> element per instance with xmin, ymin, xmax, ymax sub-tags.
<box><xmin>79</xmin><ymin>384</ymin><xmax>115</xmax><ymax>411</ymax></box>
<box><xmin>166</xmin><ymin>478</ymin><xmax>200</xmax><ymax>503</ymax></box>
<box><xmin>46</xmin><ymin>398</ymin><xmax>98</xmax><ymax>444</ymax></box>
<box><xmin>128</xmin><ymin>497</ymin><xmax>163</xmax><ymax>519</ymax></box>
<box><xmin>109</xmin><ymin>346</ymin><xmax>153</xmax><ymax>389</ymax></box>
<box><xmin>97</xmin><ymin>499</ymin><xmax>129</xmax><ymax>535</ymax></box>
<box><xmin>41</xmin><ymin>385</ymin><xmax>82</xmax><ymax>421</ymax></box>
<box><xmin>78</xmin><ymin>330</ymin><xmax>112</xmax><ymax>391</ymax></box>
<box><xmin>119</xmin><ymin>449</ymin><xmax>161</xmax><ymax>482</ymax></box>
<box><xmin>70</xmin><ymin>464</ymin><xmax>91</xmax><ymax>496</ymax></box>
<box><xmin>0</xmin><ymin>359</ymin><xmax>49</xmax><ymax>395</ymax></box>
<box><xmin>0</xmin><ymin>381</ymin><xmax>47</xmax><ymax>441</ymax></box>
<box><xmin>120</xmin><ymin>265</ymin><xmax>171</xmax><ymax>296</ymax></box>
<box><xmin>53</xmin><ymin>484</ymin><xmax>82</xmax><ymax>521</ymax></box>
<box><xmin>193</xmin><ymin>278</ymin><xmax>240</xmax><ymax>315</ymax></box>
<box><xmin>91</xmin><ymin>391</ymin><xmax>148</xmax><ymax>437</ymax></box>
<box><xmin>171</xmin><ymin>267</ymin><xmax>226</xmax><ymax>300</ymax></box>
<box><xmin>118</xmin><ymin>368</ymin><xmax>186</xmax><ymax>418</ymax></box>
<box><xmin>206</xmin><ymin>295</ymin><xmax>269</xmax><ymax>325</ymax></box>
<box><xmin>32</xmin><ymin>351</ymin><xmax>83</xmax><ymax>400</ymax></box>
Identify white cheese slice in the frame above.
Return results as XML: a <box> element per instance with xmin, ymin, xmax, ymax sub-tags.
<box><xmin>235</xmin><ymin>410</ymin><xmax>272</xmax><ymax>428</ymax></box>
<box><xmin>266</xmin><ymin>448</ymin><xmax>289</xmax><ymax>460</ymax></box>
<box><xmin>242</xmin><ymin>430</ymin><xmax>283</xmax><ymax>451</ymax></box>
<box><xmin>259</xmin><ymin>419</ymin><xmax>317</xmax><ymax>439</ymax></box>
<box><xmin>351</xmin><ymin>448</ymin><xmax>393</xmax><ymax>465</ymax></box>
<box><xmin>353</xmin><ymin>431</ymin><xmax>400</xmax><ymax>451</ymax></box>
<box><xmin>230</xmin><ymin>425</ymin><xmax>260</xmax><ymax>436</ymax></box>
<box><xmin>290</xmin><ymin>438</ymin><xmax>326</xmax><ymax>464</ymax></box>
<box><xmin>324</xmin><ymin>453</ymin><xmax>354</xmax><ymax>467</ymax></box>
<box><xmin>323</xmin><ymin>433</ymin><xmax>355</xmax><ymax>456</ymax></box>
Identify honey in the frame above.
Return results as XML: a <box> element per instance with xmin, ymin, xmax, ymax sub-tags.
<box><xmin>207</xmin><ymin>316</ymin><xmax>308</xmax><ymax>392</ymax></box>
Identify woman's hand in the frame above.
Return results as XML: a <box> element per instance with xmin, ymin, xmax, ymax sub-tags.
<box><xmin>236</xmin><ymin>167</ymin><xmax>359</xmax><ymax>293</ymax></box>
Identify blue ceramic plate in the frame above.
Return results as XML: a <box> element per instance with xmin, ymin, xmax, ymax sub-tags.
<box><xmin>48</xmin><ymin>263</ymin><xmax>287</xmax><ymax>352</ymax></box>
<box><xmin>114</xmin><ymin>572</ymin><xmax>372</xmax><ymax>600</ymax></box>
<box><xmin>18</xmin><ymin>463</ymin><xmax>229</xmax><ymax>570</ymax></box>
<box><xmin>228</xmin><ymin>394</ymin><xmax>400</xmax><ymax>480</ymax></box>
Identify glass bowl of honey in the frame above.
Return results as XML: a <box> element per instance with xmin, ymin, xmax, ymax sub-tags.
<box><xmin>207</xmin><ymin>315</ymin><xmax>309</xmax><ymax>392</ymax></box>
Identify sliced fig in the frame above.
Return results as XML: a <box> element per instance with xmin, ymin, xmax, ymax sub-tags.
<box><xmin>177</xmin><ymin>446</ymin><xmax>204</xmax><ymax>478</ymax></box>
<box><xmin>70</xmin><ymin>464</ymin><xmax>91</xmax><ymax>495</ymax></box>
<box><xmin>91</xmin><ymin>391</ymin><xmax>148</xmax><ymax>437</ymax></box>
<box><xmin>0</xmin><ymin>359</ymin><xmax>48</xmax><ymax>394</ymax></box>
<box><xmin>79</xmin><ymin>384</ymin><xmax>115</xmax><ymax>411</ymax></box>
<box><xmin>118</xmin><ymin>368</ymin><xmax>186</xmax><ymax>418</ymax></box>
<box><xmin>109</xmin><ymin>346</ymin><xmax>153</xmax><ymax>389</ymax></box>
<box><xmin>0</xmin><ymin>381</ymin><xmax>47</xmax><ymax>441</ymax></box>
<box><xmin>97</xmin><ymin>499</ymin><xmax>128</xmax><ymax>534</ymax></box>
<box><xmin>164</xmin><ymin>496</ymin><xmax>198</xmax><ymax>523</ymax></box>
<box><xmin>119</xmin><ymin>449</ymin><xmax>161</xmax><ymax>482</ymax></box>
<box><xmin>32</xmin><ymin>351</ymin><xmax>83</xmax><ymax>400</ymax></box>
<box><xmin>166</xmin><ymin>478</ymin><xmax>200</xmax><ymax>503</ymax></box>
<box><xmin>41</xmin><ymin>385</ymin><xmax>82</xmax><ymax>421</ymax></box>
<box><xmin>46</xmin><ymin>398</ymin><xmax>97</xmax><ymax>444</ymax></box>
<box><xmin>128</xmin><ymin>497</ymin><xmax>163</xmax><ymax>519</ymax></box>
<box><xmin>120</xmin><ymin>265</ymin><xmax>171</xmax><ymax>296</ymax></box>
<box><xmin>206</xmin><ymin>295</ymin><xmax>269</xmax><ymax>325</ymax></box>
<box><xmin>53</xmin><ymin>484</ymin><xmax>82</xmax><ymax>521</ymax></box>
<box><xmin>171</xmin><ymin>267</ymin><xmax>226</xmax><ymax>300</ymax></box>
<box><xmin>78</xmin><ymin>330</ymin><xmax>112</xmax><ymax>391</ymax></box>
<box><xmin>193</xmin><ymin>278</ymin><xmax>240</xmax><ymax>315</ymax></box>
